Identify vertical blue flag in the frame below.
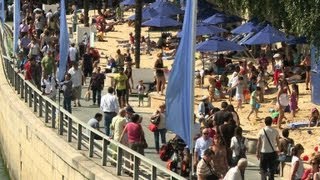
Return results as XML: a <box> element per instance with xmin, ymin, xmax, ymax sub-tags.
<box><xmin>311</xmin><ymin>46</ymin><xmax>320</xmax><ymax>105</ymax></box>
<box><xmin>0</xmin><ymin>0</ymin><xmax>4</xmax><ymax>22</ymax></box>
<box><xmin>13</xmin><ymin>0</ymin><xmax>20</xmax><ymax>54</ymax></box>
<box><xmin>165</xmin><ymin>0</ymin><xmax>197</xmax><ymax>148</ymax></box>
<box><xmin>58</xmin><ymin>0</ymin><xmax>70</xmax><ymax>81</ymax></box>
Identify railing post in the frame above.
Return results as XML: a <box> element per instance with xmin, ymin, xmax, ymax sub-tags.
<box><xmin>24</xmin><ymin>84</ymin><xmax>28</xmax><ymax>102</ymax></box>
<box><xmin>14</xmin><ymin>72</ymin><xmax>18</xmax><ymax>91</ymax></box>
<box><xmin>33</xmin><ymin>93</ymin><xmax>37</xmax><ymax>112</ymax></box>
<box><xmin>59</xmin><ymin>111</ymin><xmax>64</xmax><ymax>135</ymax></box>
<box><xmin>51</xmin><ymin>105</ymin><xmax>56</xmax><ymax>128</ymax></box>
<box><xmin>28</xmin><ymin>88</ymin><xmax>32</xmax><ymax>107</ymax></box>
<box><xmin>20</xmin><ymin>79</ymin><xmax>24</xmax><ymax>98</ymax></box>
<box><xmin>77</xmin><ymin>124</ymin><xmax>82</xmax><ymax>150</ymax></box>
<box><xmin>116</xmin><ymin>148</ymin><xmax>123</xmax><ymax>175</ymax></box>
<box><xmin>102</xmin><ymin>139</ymin><xmax>108</xmax><ymax>166</ymax></box>
<box><xmin>88</xmin><ymin>131</ymin><xmax>94</xmax><ymax>157</ymax></box>
<box><xmin>151</xmin><ymin>166</ymin><xmax>157</xmax><ymax>180</ymax></box>
<box><xmin>16</xmin><ymin>75</ymin><xmax>20</xmax><ymax>94</ymax></box>
<box><xmin>67</xmin><ymin>117</ymin><xmax>72</xmax><ymax>142</ymax></box>
<box><xmin>45</xmin><ymin>101</ymin><xmax>49</xmax><ymax>123</ymax></box>
<box><xmin>133</xmin><ymin>156</ymin><xmax>139</xmax><ymax>179</ymax></box>
<box><xmin>38</xmin><ymin>96</ymin><xmax>43</xmax><ymax>117</ymax></box>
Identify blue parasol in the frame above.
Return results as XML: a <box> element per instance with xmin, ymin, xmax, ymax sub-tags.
<box><xmin>243</xmin><ymin>24</ymin><xmax>287</xmax><ymax>45</ymax></box>
<box><xmin>196</xmin><ymin>36</ymin><xmax>245</xmax><ymax>52</ymax></box>
<box><xmin>177</xmin><ymin>23</ymin><xmax>227</xmax><ymax>37</ymax></box>
<box><xmin>142</xmin><ymin>16</ymin><xmax>181</xmax><ymax>27</ymax></box>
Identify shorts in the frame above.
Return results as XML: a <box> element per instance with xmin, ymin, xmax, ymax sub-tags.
<box><xmin>235</xmin><ymin>94</ymin><xmax>244</xmax><ymax>101</ymax></box>
<box><xmin>138</xmin><ymin>94</ymin><xmax>144</xmax><ymax>101</ymax></box>
<box><xmin>116</xmin><ymin>89</ymin><xmax>126</xmax><ymax>97</ymax></box>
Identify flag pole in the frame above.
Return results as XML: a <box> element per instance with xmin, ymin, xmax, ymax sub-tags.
<box><xmin>189</xmin><ymin>0</ymin><xmax>197</xmax><ymax>178</ymax></box>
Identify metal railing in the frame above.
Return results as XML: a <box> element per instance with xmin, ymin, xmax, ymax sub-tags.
<box><xmin>0</xmin><ymin>23</ymin><xmax>185</xmax><ymax>180</ymax></box>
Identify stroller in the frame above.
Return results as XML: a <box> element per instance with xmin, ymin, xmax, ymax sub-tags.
<box><xmin>161</xmin><ymin>136</ymin><xmax>191</xmax><ymax>177</ymax></box>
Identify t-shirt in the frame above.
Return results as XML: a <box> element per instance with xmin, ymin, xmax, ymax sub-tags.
<box><xmin>114</xmin><ymin>74</ymin><xmax>128</xmax><ymax>90</ymax></box>
<box><xmin>291</xmin><ymin>156</ymin><xmax>304</xmax><ymax>180</ymax></box>
<box><xmin>195</xmin><ymin>137</ymin><xmax>213</xmax><ymax>158</ymax></box>
<box><xmin>110</xmin><ymin>115</ymin><xmax>126</xmax><ymax>142</ymax></box>
<box><xmin>154</xmin><ymin>60</ymin><xmax>164</xmax><ymax>76</ymax></box>
<box><xmin>250</xmin><ymin>91</ymin><xmax>257</xmax><ymax>106</ymax></box>
<box><xmin>230</xmin><ymin>136</ymin><xmax>248</xmax><ymax>157</ymax></box>
<box><xmin>69</xmin><ymin>47</ymin><xmax>78</xmax><ymax>61</ymax></box>
<box><xmin>197</xmin><ymin>159</ymin><xmax>215</xmax><ymax>177</ymax></box>
<box><xmin>258</xmin><ymin>126</ymin><xmax>279</xmax><ymax>153</ymax></box>
<box><xmin>124</xmin><ymin>122</ymin><xmax>141</xmax><ymax>143</ymax></box>
<box><xmin>41</xmin><ymin>55</ymin><xmax>54</xmax><ymax>75</ymax></box>
<box><xmin>68</xmin><ymin>68</ymin><xmax>83</xmax><ymax>87</ymax></box>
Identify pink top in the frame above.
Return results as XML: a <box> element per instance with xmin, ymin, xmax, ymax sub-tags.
<box><xmin>124</xmin><ymin>122</ymin><xmax>141</xmax><ymax>143</ymax></box>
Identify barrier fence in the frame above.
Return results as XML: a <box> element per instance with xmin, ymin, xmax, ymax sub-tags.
<box><xmin>0</xmin><ymin>22</ymin><xmax>185</xmax><ymax>180</ymax></box>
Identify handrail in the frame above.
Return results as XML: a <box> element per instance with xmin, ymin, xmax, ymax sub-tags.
<box><xmin>0</xmin><ymin>22</ymin><xmax>185</xmax><ymax>180</ymax></box>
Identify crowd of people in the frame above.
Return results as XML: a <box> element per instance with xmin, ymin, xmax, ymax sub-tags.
<box><xmin>10</xmin><ymin>1</ymin><xmax>320</xmax><ymax>180</ymax></box>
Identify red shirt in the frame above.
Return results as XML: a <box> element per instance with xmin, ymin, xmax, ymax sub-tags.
<box><xmin>24</xmin><ymin>61</ymin><xmax>32</xmax><ymax>80</ymax></box>
<box><xmin>124</xmin><ymin>122</ymin><xmax>142</xmax><ymax>143</ymax></box>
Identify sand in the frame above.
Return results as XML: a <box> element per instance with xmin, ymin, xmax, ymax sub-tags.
<box><xmin>83</xmin><ymin>10</ymin><xmax>320</xmax><ymax>159</ymax></box>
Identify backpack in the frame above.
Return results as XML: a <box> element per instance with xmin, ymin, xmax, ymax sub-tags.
<box><xmin>160</xmin><ymin>143</ymin><xmax>174</xmax><ymax>161</ymax></box>
<box><xmin>286</xmin><ymin>141</ymin><xmax>293</xmax><ymax>156</ymax></box>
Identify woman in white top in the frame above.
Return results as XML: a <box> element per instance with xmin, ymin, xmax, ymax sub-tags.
<box><xmin>230</xmin><ymin>127</ymin><xmax>248</xmax><ymax>167</ymax></box>
<box><xmin>151</xmin><ymin>103</ymin><xmax>167</xmax><ymax>153</ymax></box>
<box><xmin>290</xmin><ymin>144</ymin><xmax>305</xmax><ymax>180</ymax></box>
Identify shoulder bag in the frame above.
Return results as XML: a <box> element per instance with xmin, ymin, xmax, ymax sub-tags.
<box><xmin>203</xmin><ymin>159</ymin><xmax>219</xmax><ymax>180</ymax></box>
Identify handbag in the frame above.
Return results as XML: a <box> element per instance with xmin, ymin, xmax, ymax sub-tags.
<box><xmin>150</xmin><ymin>114</ymin><xmax>160</xmax><ymax>125</ymax></box>
<box><xmin>203</xmin><ymin>159</ymin><xmax>219</xmax><ymax>180</ymax></box>
<box><xmin>139</xmin><ymin>124</ymin><xmax>148</xmax><ymax>149</ymax></box>
<box><xmin>148</xmin><ymin>123</ymin><xmax>158</xmax><ymax>132</ymax></box>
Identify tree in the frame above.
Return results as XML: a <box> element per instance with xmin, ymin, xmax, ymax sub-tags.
<box><xmin>83</xmin><ymin>0</ymin><xmax>89</xmax><ymax>27</ymax></box>
<box><xmin>134</xmin><ymin>0</ymin><xmax>143</xmax><ymax>68</ymax></box>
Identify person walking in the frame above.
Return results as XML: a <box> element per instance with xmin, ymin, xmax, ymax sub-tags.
<box><xmin>290</xmin><ymin>144</ymin><xmax>305</xmax><ymax>180</ymax></box>
<box><xmin>194</xmin><ymin>129</ymin><xmax>213</xmax><ymax>170</ymax></box>
<box><xmin>256</xmin><ymin>116</ymin><xmax>280</xmax><ymax>180</ymax></box>
<box><xmin>197</xmin><ymin>149</ymin><xmax>219</xmax><ymax>180</ymax></box>
<box><xmin>154</xmin><ymin>53</ymin><xmax>166</xmax><ymax>95</ymax></box>
<box><xmin>230</xmin><ymin>127</ymin><xmax>247</xmax><ymax>167</ymax></box>
<box><xmin>61</xmin><ymin>73</ymin><xmax>73</xmax><ymax>113</ymax></box>
<box><xmin>151</xmin><ymin>104</ymin><xmax>167</xmax><ymax>154</ymax></box>
<box><xmin>100</xmin><ymin>87</ymin><xmax>119</xmax><ymax>136</ymax></box>
<box><xmin>68</xmin><ymin>62</ymin><xmax>84</xmax><ymax>107</ymax></box>
<box><xmin>89</xmin><ymin>67</ymin><xmax>105</xmax><ymax>106</ymax></box>
<box><xmin>114</xmin><ymin>67</ymin><xmax>128</xmax><ymax>108</ymax></box>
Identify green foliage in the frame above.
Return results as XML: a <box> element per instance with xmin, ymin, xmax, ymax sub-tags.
<box><xmin>210</xmin><ymin>0</ymin><xmax>320</xmax><ymax>46</ymax></box>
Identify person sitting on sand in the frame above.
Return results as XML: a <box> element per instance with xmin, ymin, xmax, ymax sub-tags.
<box><xmin>309</xmin><ymin>108</ymin><xmax>320</xmax><ymax>127</ymax></box>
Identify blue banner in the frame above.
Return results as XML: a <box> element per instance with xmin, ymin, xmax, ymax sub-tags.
<box><xmin>13</xmin><ymin>0</ymin><xmax>20</xmax><ymax>54</ymax></box>
<box><xmin>311</xmin><ymin>46</ymin><xmax>320</xmax><ymax>105</ymax></box>
<box><xmin>0</xmin><ymin>0</ymin><xmax>4</xmax><ymax>22</ymax></box>
<box><xmin>58</xmin><ymin>0</ymin><xmax>69</xmax><ymax>81</ymax></box>
<box><xmin>165</xmin><ymin>0</ymin><xmax>197</xmax><ymax>148</ymax></box>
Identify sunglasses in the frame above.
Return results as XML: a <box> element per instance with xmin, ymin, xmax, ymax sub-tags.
<box><xmin>203</xmin><ymin>132</ymin><xmax>209</xmax><ymax>135</ymax></box>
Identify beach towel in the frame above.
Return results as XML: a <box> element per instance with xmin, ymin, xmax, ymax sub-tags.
<box><xmin>287</xmin><ymin>121</ymin><xmax>309</xmax><ymax>129</ymax></box>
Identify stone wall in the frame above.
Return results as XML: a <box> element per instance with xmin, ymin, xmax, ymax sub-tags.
<box><xmin>0</xmin><ymin>62</ymin><xmax>120</xmax><ymax>180</ymax></box>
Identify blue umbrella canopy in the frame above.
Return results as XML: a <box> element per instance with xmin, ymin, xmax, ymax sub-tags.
<box><xmin>142</xmin><ymin>16</ymin><xmax>181</xmax><ymax>27</ymax></box>
<box><xmin>120</xmin><ymin>0</ymin><xmax>136</xmax><ymax>6</ymax></box>
<box><xmin>203</xmin><ymin>13</ymin><xmax>229</xmax><ymax>25</ymax></box>
<box><xmin>127</xmin><ymin>7</ymin><xmax>158</xmax><ymax>20</ymax></box>
<box><xmin>231</xmin><ymin>21</ymin><xmax>259</xmax><ymax>34</ymax></box>
<box><xmin>286</xmin><ymin>36</ymin><xmax>307</xmax><ymax>45</ymax></box>
<box><xmin>243</xmin><ymin>24</ymin><xmax>287</xmax><ymax>45</ymax></box>
<box><xmin>177</xmin><ymin>23</ymin><xmax>227</xmax><ymax>37</ymax></box>
<box><xmin>196</xmin><ymin>36</ymin><xmax>245</xmax><ymax>52</ymax></box>
<box><xmin>151</xmin><ymin>1</ymin><xmax>184</xmax><ymax>16</ymax></box>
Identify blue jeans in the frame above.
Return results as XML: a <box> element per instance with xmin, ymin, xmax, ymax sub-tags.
<box><xmin>92</xmin><ymin>89</ymin><xmax>102</xmax><ymax>105</ymax></box>
<box><xmin>63</xmin><ymin>96</ymin><xmax>72</xmax><ymax>113</ymax></box>
<box><xmin>154</xmin><ymin>128</ymin><xmax>167</xmax><ymax>151</ymax></box>
<box><xmin>104</xmin><ymin>112</ymin><xmax>117</xmax><ymax>136</ymax></box>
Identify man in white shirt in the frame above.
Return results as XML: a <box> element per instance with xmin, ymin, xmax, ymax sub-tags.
<box><xmin>100</xmin><ymin>87</ymin><xmax>119</xmax><ymax>136</ymax></box>
<box><xmin>224</xmin><ymin>158</ymin><xmax>248</xmax><ymax>180</ymax></box>
<box><xmin>87</xmin><ymin>113</ymin><xmax>103</xmax><ymax>140</ymax></box>
<box><xmin>68</xmin><ymin>62</ymin><xmax>84</xmax><ymax>107</ymax></box>
<box><xmin>256</xmin><ymin>116</ymin><xmax>280</xmax><ymax>180</ymax></box>
<box><xmin>194</xmin><ymin>129</ymin><xmax>213</xmax><ymax>168</ymax></box>
<box><xmin>68</xmin><ymin>43</ymin><xmax>78</xmax><ymax>62</ymax></box>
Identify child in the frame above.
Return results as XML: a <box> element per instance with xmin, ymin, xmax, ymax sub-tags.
<box><xmin>136</xmin><ymin>80</ymin><xmax>146</xmax><ymax>107</ymax></box>
<box><xmin>207</xmin><ymin>76</ymin><xmax>217</xmax><ymax>102</ymax></box>
<box><xmin>247</xmin><ymin>87</ymin><xmax>261</xmax><ymax>119</ymax></box>
<box><xmin>290</xmin><ymin>84</ymin><xmax>299</xmax><ymax>117</ymax></box>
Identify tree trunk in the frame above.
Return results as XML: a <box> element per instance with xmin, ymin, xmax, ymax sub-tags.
<box><xmin>134</xmin><ymin>0</ymin><xmax>143</xmax><ymax>68</ymax></box>
<box><xmin>83</xmin><ymin>0</ymin><xmax>89</xmax><ymax>26</ymax></box>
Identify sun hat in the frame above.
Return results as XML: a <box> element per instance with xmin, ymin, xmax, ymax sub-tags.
<box><xmin>200</xmin><ymin>95</ymin><xmax>208</xmax><ymax>101</ymax></box>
